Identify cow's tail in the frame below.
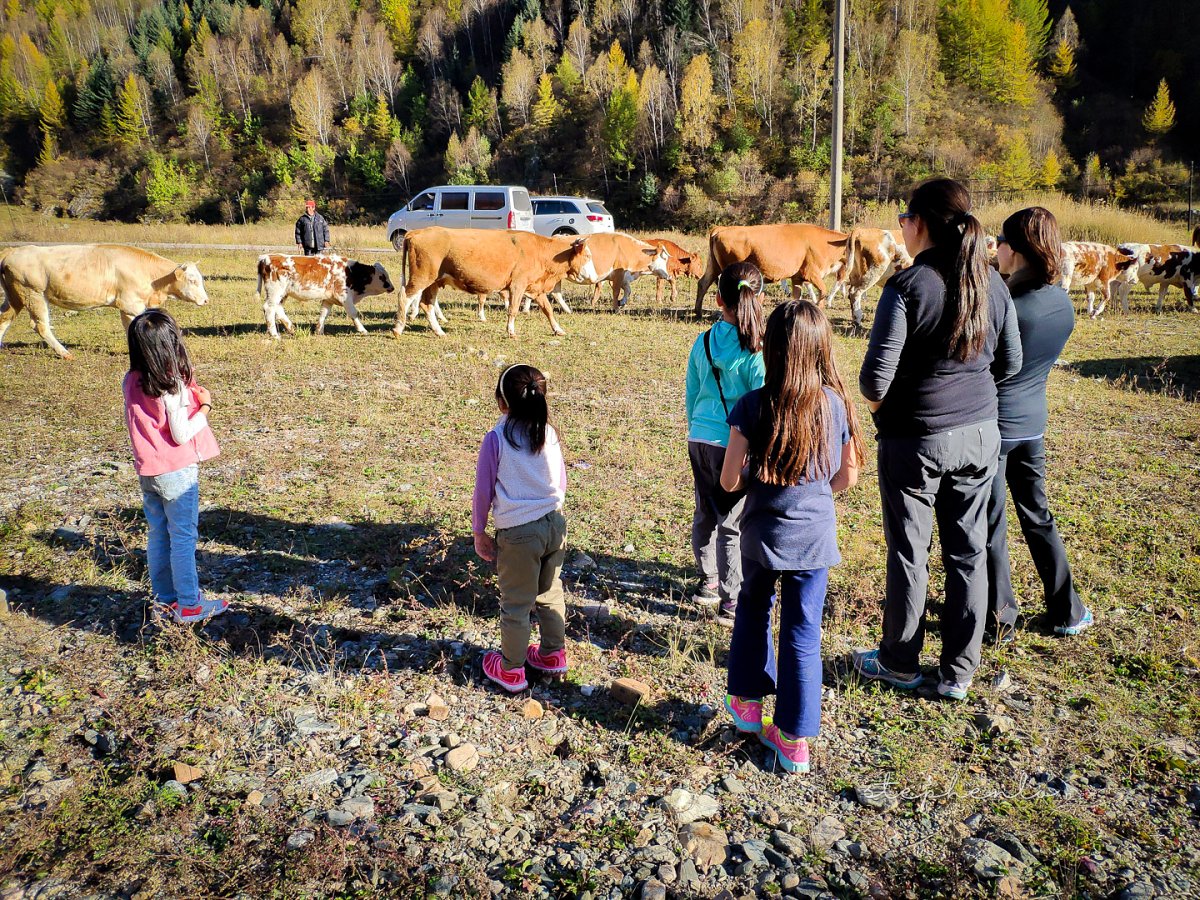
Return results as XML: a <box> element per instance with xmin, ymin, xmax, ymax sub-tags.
<box><xmin>256</xmin><ymin>254</ymin><xmax>269</xmax><ymax>298</ymax></box>
<box><xmin>843</xmin><ymin>229</ymin><xmax>860</xmax><ymax>284</ymax></box>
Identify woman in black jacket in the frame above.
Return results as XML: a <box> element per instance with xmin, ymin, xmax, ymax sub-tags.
<box><xmin>987</xmin><ymin>207</ymin><xmax>1092</xmax><ymax>638</ymax></box>
<box><xmin>855</xmin><ymin>178</ymin><xmax>1022</xmax><ymax>701</ymax></box>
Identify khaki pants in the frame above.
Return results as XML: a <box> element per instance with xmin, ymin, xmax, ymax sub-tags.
<box><xmin>496</xmin><ymin>510</ymin><xmax>568</xmax><ymax>669</ymax></box>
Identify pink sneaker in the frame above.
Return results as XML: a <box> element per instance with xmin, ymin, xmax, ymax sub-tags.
<box><xmin>526</xmin><ymin>644</ymin><xmax>568</xmax><ymax>675</ymax></box>
<box><xmin>169</xmin><ymin>595</ymin><xmax>228</xmax><ymax>624</ymax></box>
<box><xmin>724</xmin><ymin>694</ymin><xmax>764</xmax><ymax>733</ymax></box>
<box><xmin>482</xmin><ymin>650</ymin><xmax>529</xmax><ymax>692</ymax></box>
<box><xmin>758</xmin><ymin>717</ymin><xmax>810</xmax><ymax>774</ymax></box>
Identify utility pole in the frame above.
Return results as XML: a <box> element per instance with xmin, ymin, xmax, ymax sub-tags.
<box><xmin>829</xmin><ymin>0</ymin><xmax>846</xmax><ymax>232</ymax></box>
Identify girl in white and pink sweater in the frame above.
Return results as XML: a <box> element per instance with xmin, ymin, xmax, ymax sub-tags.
<box><xmin>471</xmin><ymin>364</ymin><xmax>568</xmax><ymax>693</ymax></box>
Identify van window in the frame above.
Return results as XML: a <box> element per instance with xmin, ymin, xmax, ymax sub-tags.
<box><xmin>474</xmin><ymin>192</ymin><xmax>506</xmax><ymax>211</ymax></box>
<box><xmin>587</xmin><ymin>202</ymin><xmax>610</xmax><ymax>216</ymax></box>
<box><xmin>511</xmin><ymin>190</ymin><xmax>533</xmax><ymax>212</ymax></box>
<box><xmin>440</xmin><ymin>191</ymin><xmax>469</xmax><ymax>211</ymax></box>
<box><xmin>410</xmin><ymin>192</ymin><xmax>435</xmax><ymax>211</ymax></box>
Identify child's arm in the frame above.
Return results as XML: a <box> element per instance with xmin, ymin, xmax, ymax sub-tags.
<box><xmin>163</xmin><ymin>383</ymin><xmax>210</xmax><ymax>445</ymax></box>
<box><xmin>719</xmin><ymin>426</ymin><xmax>750</xmax><ymax>493</ymax></box>
<box><xmin>471</xmin><ymin>431</ymin><xmax>500</xmax><ymax>562</ymax></box>
<box><xmin>830</xmin><ymin>440</ymin><xmax>859</xmax><ymax>493</ymax></box>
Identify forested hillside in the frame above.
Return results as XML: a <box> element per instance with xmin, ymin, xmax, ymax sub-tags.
<box><xmin>0</xmin><ymin>0</ymin><xmax>1193</xmax><ymax>226</ymax></box>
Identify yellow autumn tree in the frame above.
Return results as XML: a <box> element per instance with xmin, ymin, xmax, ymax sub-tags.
<box><xmin>531</xmin><ymin>73</ymin><xmax>559</xmax><ymax>129</ymax></box>
<box><xmin>1039</xmin><ymin>149</ymin><xmax>1061</xmax><ymax>189</ymax></box>
<box><xmin>379</xmin><ymin>0</ymin><xmax>416</xmax><ymax>55</ymax></box>
<box><xmin>1142</xmin><ymin>79</ymin><xmax>1176</xmax><ymax>137</ymax></box>
<box><xmin>115</xmin><ymin>72</ymin><xmax>149</xmax><ymax>146</ymax></box>
<box><xmin>679</xmin><ymin>53</ymin><xmax>715</xmax><ymax>153</ymax></box>
<box><xmin>37</xmin><ymin>78</ymin><xmax>65</xmax><ymax>164</ymax></box>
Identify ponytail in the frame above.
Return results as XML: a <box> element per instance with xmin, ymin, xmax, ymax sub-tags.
<box><xmin>717</xmin><ymin>261</ymin><xmax>765</xmax><ymax>352</ymax></box>
<box><xmin>497</xmin><ymin>364</ymin><xmax>551</xmax><ymax>453</ymax></box>
<box><xmin>907</xmin><ymin>178</ymin><xmax>990</xmax><ymax>362</ymax></box>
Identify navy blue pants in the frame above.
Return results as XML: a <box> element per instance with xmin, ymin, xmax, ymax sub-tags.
<box><xmin>726</xmin><ymin>557</ymin><xmax>828</xmax><ymax>737</ymax></box>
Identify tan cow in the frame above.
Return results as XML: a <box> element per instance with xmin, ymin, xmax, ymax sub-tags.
<box><xmin>1059</xmin><ymin>241</ymin><xmax>1139</xmax><ymax>318</ymax></box>
<box><xmin>0</xmin><ymin>244</ymin><xmax>208</xmax><ymax>359</ymax></box>
<box><xmin>827</xmin><ymin>228</ymin><xmax>913</xmax><ymax>327</ymax></box>
<box><xmin>694</xmin><ymin>224</ymin><xmax>848</xmax><ymax>315</ymax></box>
<box><xmin>571</xmin><ymin>232</ymin><xmax>671</xmax><ymax>312</ymax></box>
<box><xmin>394</xmin><ymin>227</ymin><xmax>594</xmax><ymax>337</ymax></box>
<box><xmin>589</xmin><ymin>236</ymin><xmax>701</xmax><ymax>309</ymax></box>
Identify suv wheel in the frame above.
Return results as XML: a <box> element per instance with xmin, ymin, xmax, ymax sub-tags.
<box><xmin>390</xmin><ymin>230</ymin><xmax>406</xmax><ymax>252</ymax></box>
<box><xmin>552</xmin><ymin>227</ymin><xmax>578</xmax><ymax>236</ymax></box>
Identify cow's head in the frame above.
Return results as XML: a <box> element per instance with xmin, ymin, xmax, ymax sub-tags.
<box><xmin>346</xmin><ymin>260</ymin><xmax>396</xmax><ymax>297</ymax></box>
<box><xmin>646</xmin><ymin>244</ymin><xmax>671</xmax><ymax>279</ymax></box>
<box><xmin>566</xmin><ymin>238</ymin><xmax>600</xmax><ymax>284</ymax></box>
<box><xmin>684</xmin><ymin>253</ymin><xmax>705</xmax><ymax>279</ymax></box>
<box><xmin>171</xmin><ymin>263</ymin><xmax>208</xmax><ymax>305</ymax></box>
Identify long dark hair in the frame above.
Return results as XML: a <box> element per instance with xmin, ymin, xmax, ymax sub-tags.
<box><xmin>497</xmin><ymin>364</ymin><xmax>551</xmax><ymax>453</ymax></box>
<box><xmin>127</xmin><ymin>309</ymin><xmax>193</xmax><ymax>398</ymax></box>
<box><xmin>907</xmin><ymin>178</ymin><xmax>990</xmax><ymax>361</ymax></box>
<box><xmin>716</xmin><ymin>261</ymin><xmax>765</xmax><ymax>352</ymax></box>
<box><xmin>750</xmin><ymin>300</ymin><xmax>866</xmax><ymax>486</ymax></box>
<box><xmin>1001</xmin><ymin>207</ymin><xmax>1062</xmax><ymax>285</ymax></box>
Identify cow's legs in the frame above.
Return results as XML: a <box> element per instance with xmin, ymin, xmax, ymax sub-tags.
<box><xmin>275</xmin><ymin>304</ymin><xmax>295</xmax><ymax>335</ymax></box>
<box><xmin>477</xmin><ymin>294</ymin><xmax>488</xmax><ymax>322</ymax></box>
<box><xmin>1092</xmin><ymin>283</ymin><xmax>1111</xmax><ymax>318</ymax></box>
<box><xmin>341</xmin><ymin>296</ymin><xmax>368</xmax><ymax>334</ymax></box>
<box><xmin>1156</xmin><ymin>284</ymin><xmax>1168</xmax><ymax>314</ymax></box>
<box><xmin>590</xmin><ymin>282</ymin><xmax>604</xmax><ymax>308</ymax></box>
<box><xmin>694</xmin><ymin>256</ymin><xmax>718</xmax><ymax>316</ymax></box>
<box><xmin>24</xmin><ymin>291</ymin><xmax>72</xmax><ymax>359</ymax></box>
<box><xmin>849</xmin><ymin>289</ymin><xmax>865</xmax><ymax>329</ymax></box>
<box><xmin>434</xmin><ymin>300</ymin><xmax>448</xmax><ymax>324</ymax></box>
<box><xmin>533</xmin><ymin>292</ymin><xmax>566</xmax><ymax>336</ymax></box>
<box><xmin>617</xmin><ymin>271</ymin><xmax>635</xmax><ymax>310</ymax></box>
<box><xmin>521</xmin><ymin>294</ymin><xmax>532</xmax><ymax>314</ymax></box>
<box><xmin>550</xmin><ymin>290</ymin><xmax>572</xmax><ymax>314</ymax></box>
<box><xmin>316</xmin><ymin>302</ymin><xmax>333</xmax><ymax>335</ymax></box>
<box><xmin>506</xmin><ymin>282</ymin><xmax>526</xmax><ymax>337</ymax></box>
<box><xmin>422</xmin><ymin>286</ymin><xmax>446</xmax><ymax>336</ymax></box>
<box><xmin>655</xmin><ymin>276</ymin><xmax>667</xmax><ymax>306</ymax></box>
<box><xmin>0</xmin><ymin>286</ymin><xmax>24</xmax><ymax>349</ymax></box>
<box><xmin>263</xmin><ymin>298</ymin><xmax>280</xmax><ymax>339</ymax></box>
<box><xmin>1086</xmin><ymin>289</ymin><xmax>1097</xmax><ymax>318</ymax></box>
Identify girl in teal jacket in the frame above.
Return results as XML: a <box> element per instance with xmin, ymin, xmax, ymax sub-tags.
<box><xmin>685</xmin><ymin>261</ymin><xmax>766</xmax><ymax>623</ymax></box>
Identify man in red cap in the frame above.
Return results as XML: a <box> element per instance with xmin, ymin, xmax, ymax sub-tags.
<box><xmin>295</xmin><ymin>199</ymin><xmax>331</xmax><ymax>256</ymax></box>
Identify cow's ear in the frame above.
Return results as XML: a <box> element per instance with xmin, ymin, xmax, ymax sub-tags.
<box><xmin>643</xmin><ymin>248</ymin><xmax>657</xmax><ymax>256</ymax></box>
<box><xmin>680</xmin><ymin>256</ymin><xmax>692</xmax><ymax>266</ymax></box>
<box><xmin>571</xmin><ymin>238</ymin><xmax>586</xmax><ymax>249</ymax></box>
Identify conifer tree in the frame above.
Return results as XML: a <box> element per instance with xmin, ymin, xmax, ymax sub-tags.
<box><xmin>37</xmin><ymin>79</ymin><xmax>65</xmax><ymax>165</ymax></box>
<box><xmin>115</xmin><ymin>73</ymin><xmax>149</xmax><ymax>146</ymax></box>
<box><xmin>1039</xmin><ymin>149</ymin><xmax>1061</xmax><ymax>189</ymax></box>
<box><xmin>554</xmin><ymin>56</ymin><xmax>580</xmax><ymax>97</ymax></box>
<box><xmin>1047</xmin><ymin>40</ymin><xmax>1076</xmax><ymax>86</ymax></box>
<box><xmin>74</xmin><ymin>53</ymin><xmax>115</xmax><ymax>126</ymax></box>
<box><xmin>379</xmin><ymin>0</ymin><xmax>415</xmax><ymax>56</ymax></box>
<box><xmin>1008</xmin><ymin>0</ymin><xmax>1051</xmax><ymax>60</ymax></box>
<box><xmin>465</xmin><ymin>76</ymin><xmax>491</xmax><ymax>131</ymax></box>
<box><xmin>531</xmin><ymin>73</ymin><xmax>559</xmax><ymax>129</ymax></box>
<box><xmin>1141</xmin><ymin>79</ymin><xmax>1176</xmax><ymax>137</ymax></box>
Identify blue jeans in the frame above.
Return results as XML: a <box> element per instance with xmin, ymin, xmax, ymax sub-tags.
<box><xmin>727</xmin><ymin>557</ymin><xmax>828</xmax><ymax>737</ymax></box>
<box><xmin>140</xmin><ymin>464</ymin><xmax>200</xmax><ymax>605</ymax></box>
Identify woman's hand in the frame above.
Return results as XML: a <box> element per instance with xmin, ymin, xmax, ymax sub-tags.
<box><xmin>473</xmin><ymin>532</ymin><xmax>497</xmax><ymax>563</ymax></box>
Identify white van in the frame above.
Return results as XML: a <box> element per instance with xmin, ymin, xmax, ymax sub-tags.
<box><xmin>385</xmin><ymin>185</ymin><xmax>534</xmax><ymax>249</ymax></box>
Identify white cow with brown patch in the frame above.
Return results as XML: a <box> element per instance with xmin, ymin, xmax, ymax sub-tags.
<box><xmin>257</xmin><ymin>254</ymin><xmax>394</xmax><ymax>338</ymax></box>
<box><xmin>1059</xmin><ymin>241</ymin><xmax>1139</xmax><ymax>318</ymax></box>
<box><xmin>827</xmin><ymin>228</ymin><xmax>913</xmax><ymax>327</ymax></box>
<box><xmin>574</xmin><ymin>232</ymin><xmax>672</xmax><ymax>311</ymax></box>
<box><xmin>1113</xmin><ymin>243</ymin><xmax>1198</xmax><ymax>314</ymax></box>
<box><xmin>0</xmin><ymin>243</ymin><xmax>207</xmax><ymax>359</ymax></box>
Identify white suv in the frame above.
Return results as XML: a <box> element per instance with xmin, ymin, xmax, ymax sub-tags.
<box><xmin>531</xmin><ymin>196</ymin><xmax>615</xmax><ymax>237</ymax></box>
<box><xmin>386</xmin><ymin>185</ymin><xmax>534</xmax><ymax>250</ymax></box>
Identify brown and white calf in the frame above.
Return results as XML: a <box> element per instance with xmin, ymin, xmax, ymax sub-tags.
<box><xmin>396</xmin><ymin>227</ymin><xmax>600</xmax><ymax>337</ymax></box>
<box><xmin>827</xmin><ymin>228</ymin><xmax>912</xmax><ymax>326</ymax></box>
<box><xmin>0</xmin><ymin>243</ymin><xmax>207</xmax><ymax>359</ymax></box>
<box><xmin>570</xmin><ymin>232</ymin><xmax>671</xmax><ymax>312</ymax></box>
<box><xmin>1058</xmin><ymin>241</ymin><xmax>1139</xmax><ymax>318</ymax></box>
<box><xmin>257</xmin><ymin>254</ymin><xmax>394</xmax><ymax>338</ymax></box>
<box><xmin>695</xmin><ymin>223</ymin><xmax>848</xmax><ymax>315</ymax></box>
<box><xmin>1113</xmin><ymin>243</ymin><xmax>1198</xmax><ymax>314</ymax></box>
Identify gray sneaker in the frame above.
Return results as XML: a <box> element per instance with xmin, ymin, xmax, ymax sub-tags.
<box><xmin>692</xmin><ymin>580</ymin><xmax>720</xmax><ymax>607</ymax></box>
<box><xmin>715</xmin><ymin>600</ymin><xmax>737</xmax><ymax>628</ymax></box>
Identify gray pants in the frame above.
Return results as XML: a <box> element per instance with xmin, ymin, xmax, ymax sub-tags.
<box><xmin>689</xmin><ymin>441</ymin><xmax>745</xmax><ymax>606</ymax></box>
<box><xmin>877</xmin><ymin>421</ymin><xmax>1000</xmax><ymax>685</ymax></box>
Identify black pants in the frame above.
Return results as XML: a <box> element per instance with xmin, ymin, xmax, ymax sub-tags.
<box><xmin>986</xmin><ymin>437</ymin><xmax>1084</xmax><ymax>630</ymax></box>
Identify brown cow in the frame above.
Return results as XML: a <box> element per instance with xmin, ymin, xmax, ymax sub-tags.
<box><xmin>1059</xmin><ymin>241</ymin><xmax>1139</xmax><ymax>318</ymax></box>
<box><xmin>394</xmin><ymin>227</ymin><xmax>594</xmax><ymax>337</ymax></box>
<box><xmin>694</xmin><ymin>224</ymin><xmax>848</xmax><ymax>315</ymax></box>
<box><xmin>827</xmin><ymin>228</ymin><xmax>912</xmax><ymax>327</ymax></box>
<box><xmin>0</xmin><ymin>244</ymin><xmax>208</xmax><ymax>359</ymax></box>
<box><xmin>587</xmin><ymin>236</ymin><xmax>702</xmax><ymax>309</ymax></box>
<box><xmin>567</xmin><ymin>232</ymin><xmax>670</xmax><ymax>312</ymax></box>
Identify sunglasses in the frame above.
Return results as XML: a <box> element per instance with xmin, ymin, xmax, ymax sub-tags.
<box><xmin>995</xmin><ymin>235</ymin><xmax>1008</xmax><ymax>245</ymax></box>
<box><xmin>897</xmin><ymin>212</ymin><xmax>916</xmax><ymax>225</ymax></box>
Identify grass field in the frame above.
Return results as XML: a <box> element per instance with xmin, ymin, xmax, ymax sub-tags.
<box><xmin>0</xmin><ymin>216</ymin><xmax>1198</xmax><ymax>898</ymax></box>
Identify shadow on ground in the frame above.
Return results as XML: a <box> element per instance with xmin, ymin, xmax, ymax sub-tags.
<box><xmin>1069</xmin><ymin>354</ymin><xmax>1200</xmax><ymax>401</ymax></box>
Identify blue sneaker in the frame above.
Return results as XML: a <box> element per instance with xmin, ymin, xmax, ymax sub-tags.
<box><xmin>853</xmin><ymin>649</ymin><xmax>923</xmax><ymax>691</ymax></box>
<box><xmin>1054</xmin><ymin>608</ymin><xmax>1094</xmax><ymax>636</ymax></box>
<box><xmin>936</xmin><ymin>679</ymin><xmax>971</xmax><ymax>701</ymax></box>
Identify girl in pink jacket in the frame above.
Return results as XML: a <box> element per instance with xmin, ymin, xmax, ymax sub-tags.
<box><xmin>123</xmin><ymin>310</ymin><xmax>225</xmax><ymax>624</ymax></box>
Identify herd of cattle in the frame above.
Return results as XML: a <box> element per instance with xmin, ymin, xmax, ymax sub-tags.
<box><xmin>0</xmin><ymin>223</ymin><xmax>1197</xmax><ymax>358</ymax></box>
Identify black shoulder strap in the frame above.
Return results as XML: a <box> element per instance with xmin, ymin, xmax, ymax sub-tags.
<box><xmin>703</xmin><ymin>327</ymin><xmax>729</xmax><ymax>415</ymax></box>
